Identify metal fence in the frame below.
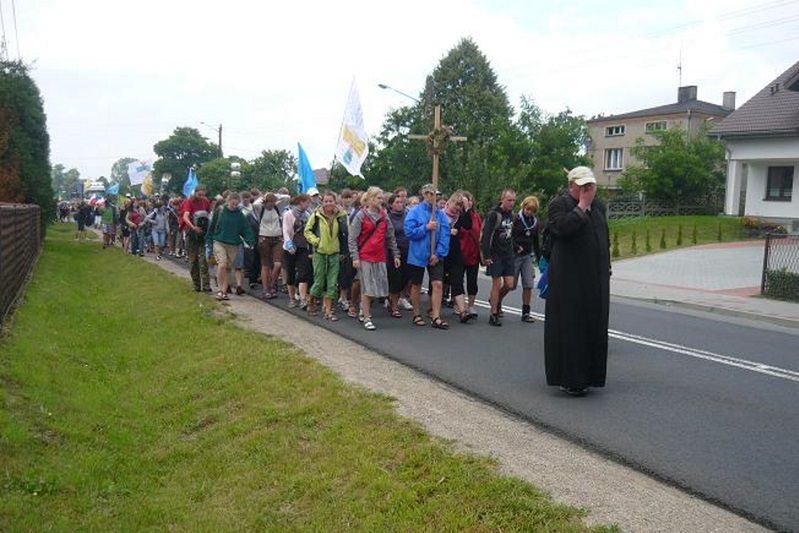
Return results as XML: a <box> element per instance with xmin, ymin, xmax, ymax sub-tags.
<box><xmin>761</xmin><ymin>233</ymin><xmax>799</xmax><ymax>301</ymax></box>
<box><xmin>606</xmin><ymin>193</ymin><xmax>724</xmax><ymax>220</ymax></box>
<box><xmin>0</xmin><ymin>204</ymin><xmax>43</xmax><ymax>329</ymax></box>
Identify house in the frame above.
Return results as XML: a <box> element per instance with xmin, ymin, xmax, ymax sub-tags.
<box><xmin>587</xmin><ymin>86</ymin><xmax>735</xmax><ymax>188</ymax></box>
<box><xmin>712</xmin><ymin>60</ymin><xmax>799</xmax><ymax>231</ymax></box>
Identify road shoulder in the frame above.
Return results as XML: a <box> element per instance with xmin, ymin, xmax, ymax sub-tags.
<box><xmin>153</xmin><ymin>257</ymin><xmax>765</xmax><ymax>532</ymax></box>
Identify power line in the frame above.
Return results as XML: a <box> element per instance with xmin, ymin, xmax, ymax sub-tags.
<box><xmin>0</xmin><ymin>0</ymin><xmax>8</xmax><ymax>61</ymax></box>
<box><xmin>10</xmin><ymin>0</ymin><xmax>18</xmax><ymax>59</ymax></box>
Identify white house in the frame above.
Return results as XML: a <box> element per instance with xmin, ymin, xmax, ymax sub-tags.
<box><xmin>712</xmin><ymin>59</ymin><xmax>799</xmax><ymax>231</ymax></box>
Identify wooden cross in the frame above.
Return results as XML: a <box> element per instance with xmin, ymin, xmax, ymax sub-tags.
<box><xmin>407</xmin><ymin>105</ymin><xmax>467</xmax><ymax>256</ymax></box>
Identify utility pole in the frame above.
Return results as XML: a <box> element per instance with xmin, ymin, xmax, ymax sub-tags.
<box><xmin>217</xmin><ymin>124</ymin><xmax>223</xmax><ymax>157</ymax></box>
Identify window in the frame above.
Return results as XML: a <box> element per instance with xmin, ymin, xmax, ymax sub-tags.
<box><xmin>766</xmin><ymin>166</ymin><xmax>794</xmax><ymax>201</ymax></box>
<box><xmin>605</xmin><ymin>148</ymin><xmax>623</xmax><ymax>170</ymax></box>
<box><xmin>646</xmin><ymin>120</ymin><xmax>667</xmax><ymax>133</ymax></box>
<box><xmin>605</xmin><ymin>124</ymin><xmax>625</xmax><ymax>136</ymax></box>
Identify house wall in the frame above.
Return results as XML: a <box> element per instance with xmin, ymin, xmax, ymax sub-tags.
<box><xmin>744</xmin><ymin>162</ymin><xmax>798</xmax><ymax>220</ymax></box>
<box><xmin>587</xmin><ymin>112</ymin><xmax>724</xmax><ymax>188</ymax></box>
<box><xmin>725</xmin><ymin>137</ymin><xmax>799</xmax><ymax>225</ymax></box>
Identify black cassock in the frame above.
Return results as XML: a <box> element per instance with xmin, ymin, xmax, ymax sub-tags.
<box><xmin>544</xmin><ymin>192</ymin><xmax>611</xmax><ymax>389</ymax></box>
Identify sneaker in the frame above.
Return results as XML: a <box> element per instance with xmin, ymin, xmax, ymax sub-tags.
<box><xmin>156</xmin><ymin>255</ymin><xmax>162</xmax><ymax>261</ymax></box>
<box><xmin>489</xmin><ymin>314</ymin><xmax>502</xmax><ymax>327</ymax></box>
<box><xmin>398</xmin><ymin>297</ymin><xmax>413</xmax><ymax>311</ymax></box>
<box><xmin>288</xmin><ymin>300</ymin><xmax>298</xmax><ymax>309</ymax></box>
<box><xmin>521</xmin><ymin>313</ymin><xmax>535</xmax><ymax>323</ymax></box>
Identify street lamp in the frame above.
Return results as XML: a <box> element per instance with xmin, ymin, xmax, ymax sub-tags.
<box><xmin>200</xmin><ymin>121</ymin><xmax>223</xmax><ymax>157</ymax></box>
<box><xmin>378</xmin><ymin>83</ymin><xmax>420</xmax><ymax>104</ymax></box>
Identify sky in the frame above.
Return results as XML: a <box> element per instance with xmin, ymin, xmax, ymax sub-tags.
<box><xmin>5</xmin><ymin>0</ymin><xmax>799</xmax><ymax>180</ymax></box>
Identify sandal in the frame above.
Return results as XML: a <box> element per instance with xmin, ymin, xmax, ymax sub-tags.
<box><xmin>390</xmin><ymin>309</ymin><xmax>402</xmax><ymax>318</ymax></box>
<box><xmin>325</xmin><ymin>313</ymin><xmax>340</xmax><ymax>322</ymax></box>
<box><xmin>412</xmin><ymin>315</ymin><xmax>426</xmax><ymax>326</ymax></box>
<box><xmin>363</xmin><ymin>317</ymin><xmax>376</xmax><ymax>331</ymax></box>
<box><xmin>347</xmin><ymin>308</ymin><xmax>358</xmax><ymax>319</ymax></box>
<box><xmin>459</xmin><ymin>312</ymin><xmax>472</xmax><ymax>324</ymax></box>
<box><xmin>216</xmin><ymin>291</ymin><xmax>228</xmax><ymax>301</ymax></box>
<box><xmin>431</xmin><ymin>317</ymin><xmax>449</xmax><ymax>330</ymax></box>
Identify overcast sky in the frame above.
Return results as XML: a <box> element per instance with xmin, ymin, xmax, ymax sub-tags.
<box><xmin>8</xmin><ymin>0</ymin><xmax>799</xmax><ymax>180</ymax></box>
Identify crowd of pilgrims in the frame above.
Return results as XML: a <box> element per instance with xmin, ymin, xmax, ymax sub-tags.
<box><xmin>69</xmin><ymin>183</ymin><xmax>543</xmax><ymax>331</ymax></box>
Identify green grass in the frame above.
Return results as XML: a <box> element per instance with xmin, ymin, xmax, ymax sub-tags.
<box><xmin>0</xmin><ymin>225</ymin><xmax>615</xmax><ymax>532</ymax></box>
<box><xmin>608</xmin><ymin>216</ymin><xmax>746</xmax><ymax>260</ymax></box>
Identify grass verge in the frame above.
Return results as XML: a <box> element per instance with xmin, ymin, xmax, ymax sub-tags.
<box><xmin>0</xmin><ymin>224</ymin><xmax>616</xmax><ymax>531</ymax></box>
<box><xmin>608</xmin><ymin>215</ymin><xmax>746</xmax><ymax>260</ymax></box>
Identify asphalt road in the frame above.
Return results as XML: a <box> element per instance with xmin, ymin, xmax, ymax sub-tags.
<box><xmin>171</xmin><ymin>257</ymin><xmax>799</xmax><ymax>530</ymax></box>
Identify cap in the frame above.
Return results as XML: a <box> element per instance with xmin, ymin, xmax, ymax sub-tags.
<box><xmin>307</xmin><ymin>187</ymin><xmax>320</xmax><ymax>196</ymax></box>
<box><xmin>420</xmin><ymin>183</ymin><xmax>437</xmax><ymax>195</ymax></box>
<box><xmin>567</xmin><ymin>166</ymin><xmax>596</xmax><ymax>186</ymax></box>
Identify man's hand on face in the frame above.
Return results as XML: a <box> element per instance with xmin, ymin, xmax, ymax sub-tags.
<box><xmin>578</xmin><ymin>184</ymin><xmax>596</xmax><ymax>211</ymax></box>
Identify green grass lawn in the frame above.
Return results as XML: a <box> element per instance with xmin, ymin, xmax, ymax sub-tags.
<box><xmin>608</xmin><ymin>215</ymin><xmax>747</xmax><ymax>260</ymax></box>
<box><xmin>0</xmin><ymin>224</ymin><xmax>615</xmax><ymax>532</ymax></box>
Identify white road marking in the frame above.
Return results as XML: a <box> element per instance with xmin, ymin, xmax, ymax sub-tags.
<box><xmin>469</xmin><ymin>298</ymin><xmax>799</xmax><ymax>383</ymax></box>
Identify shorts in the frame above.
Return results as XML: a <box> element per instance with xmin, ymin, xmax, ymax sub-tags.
<box><xmin>408</xmin><ymin>261</ymin><xmax>444</xmax><ymax>286</ymax></box>
<box><xmin>283</xmin><ymin>247</ymin><xmax>312</xmax><ymax>285</ymax></box>
<box><xmin>152</xmin><ymin>230</ymin><xmax>166</xmax><ymax>247</ymax></box>
<box><xmin>258</xmin><ymin>236</ymin><xmax>283</xmax><ymax>269</ymax></box>
<box><xmin>102</xmin><ymin>224</ymin><xmax>116</xmax><ymax>235</ymax></box>
<box><xmin>213</xmin><ymin>241</ymin><xmax>239</xmax><ymax>269</ymax></box>
<box><xmin>514</xmin><ymin>254</ymin><xmax>536</xmax><ymax>289</ymax></box>
<box><xmin>486</xmin><ymin>254</ymin><xmax>514</xmax><ymax>278</ymax></box>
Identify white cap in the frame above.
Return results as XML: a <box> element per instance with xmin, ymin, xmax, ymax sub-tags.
<box><xmin>567</xmin><ymin>166</ymin><xmax>596</xmax><ymax>186</ymax></box>
<box><xmin>307</xmin><ymin>187</ymin><xmax>320</xmax><ymax>196</ymax></box>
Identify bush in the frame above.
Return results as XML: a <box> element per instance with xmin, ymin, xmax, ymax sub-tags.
<box><xmin>677</xmin><ymin>224</ymin><xmax>683</xmax><ymax>246</ymax></box>
<box><xmin>717</xmin><ymin>222</ymin><xmax>723</xmax><ymax>242</ymax></box>
<box><xmin>612</xmin><ymin>231</ymin><xmax>619</xmax><ymax>258</ymax></box>
<box><xmin>764</xmin><ymin>269</ymin><xmax>799</xmax><ymax>302</ymax></box>
<box><xmin>659</xmin><ymin>228</ymin><xmax>666</xmax><ymax>249</ymax></box>
<box><xmin>645</xmin><ymin>228</ymin><xmax>652</xmax><ymax>252</ymax></box>
<box><xmin>691</xmin><ymin>223</ymin><xmax>698</xmax><ymax>245</ymax></box>
<box><xmin>631</xmin><ymin>230</ymin><xmax>638</xmax><ymax>255</ymax></box>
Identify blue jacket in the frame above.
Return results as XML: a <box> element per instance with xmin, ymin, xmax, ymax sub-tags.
<box><xmin>404</xmin><ymin>201</ymin><xmax>450</xmax><ymax>267</ymax></box>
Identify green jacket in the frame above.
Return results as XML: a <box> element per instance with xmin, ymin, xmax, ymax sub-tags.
<box><xmin>207</xmin><ymin>206</ymin><xmax>255</xmax><ymax>248</ymax></box>
<box><xmin>304</xmin><ymin>208</ymin><xmax>347</xmax><ymax>255</ymax></box>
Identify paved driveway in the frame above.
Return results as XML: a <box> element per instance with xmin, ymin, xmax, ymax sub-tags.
<box><xmin>612</xmin><ymin>241</ymin><xmax>764</xmax><ymax>295</ymax></box>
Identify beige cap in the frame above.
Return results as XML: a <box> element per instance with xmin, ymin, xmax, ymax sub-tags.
<box><xmin>567</xmin><ymin>166</ymin><xmax>597</xmax><ymax>186</ymax></box>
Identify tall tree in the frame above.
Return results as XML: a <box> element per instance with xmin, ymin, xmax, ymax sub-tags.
<box><xmin>0</xmin><ymin>60</ymin><xmax>54</xmax><ymax>219</ymax></box>
<box><xmin>619</xmin><ymin>126</ymin><xmax>725</xmax><ymax>203</ymax></box>
<box><xmin>369</xmin><ymin>38</ymin><xmax>518</xmax><ymax>209</ymax></box>
<box><xmin>110</xmin><ymin>156</ymin><xmax>137</xmax><ymax>196</ymax></box>
<box><xmin>153</xmin><ymin>128</ymin><xmax>218</xmax><ymax>193</ymax></box>
<box><xmin>197</xmin><ymin>156</ymin><xmax>253</xmax><ymax>196</ymax></box>
<box><xmin>250</xmin><ymin>149</ymin><xmax>297</xmax><ymax>192</ymax></box>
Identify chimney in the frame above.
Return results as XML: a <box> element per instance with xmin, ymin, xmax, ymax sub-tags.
<box><xmin>678</xmin><ymin>85</ymin><xmax>698</xmax><ymax>103</ymax></box>
<box><xmin>722</xmin><ymin>91</ymin><xmax>736</xmax><ymax>111</ymax></box>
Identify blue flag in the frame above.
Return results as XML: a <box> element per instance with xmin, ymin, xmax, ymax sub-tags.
<box><xmin>182</xmin><ymin>168</ymin><xmax>198</xmax><ymax>197</ymax></box>
<box><xmin>106</xmin><ymin>183</ymin><xmax>120</xmax><ymax>195</ymax></box>
<box><xmin>297</xmin><ymin>143</ymin><xmax>317</xmax><ymax>194</ymax></box>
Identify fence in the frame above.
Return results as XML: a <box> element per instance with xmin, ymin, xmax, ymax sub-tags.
<box><xmin>0</xmin><ymin>204</ymin><xmax>43</xmax><ymax>329</ymax></box>
<box><xmin>761</xmin><ymin>233</ymin><xmax>799</xmax><ymax>302</ymax></box>
<box><xmin>606</xmin><ymin>193</ymin><xmax>724</xmax><ymax>220</ymax></box>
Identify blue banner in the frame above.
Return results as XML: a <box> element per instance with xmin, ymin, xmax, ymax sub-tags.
<box><xmin>297</xmin><ymin>143</ymin><xmax>316</xmax><ymax>194</ymax></box>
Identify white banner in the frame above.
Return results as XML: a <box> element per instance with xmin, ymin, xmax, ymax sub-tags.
<box><xmin>335</xmin><ymin>80</ymin><xmax>369</xmax><ymax>178</ymax></box>
<box><xmin>128</xmin><ymin>160</ymin><xmax>153</xmax><ymax>186</ymax></box>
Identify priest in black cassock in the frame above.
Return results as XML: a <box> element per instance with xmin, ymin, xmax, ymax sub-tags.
<box><xmin>544</xmin><ymin>166</ymin><xmax>611</xmax><ymax>396</ymax></box>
